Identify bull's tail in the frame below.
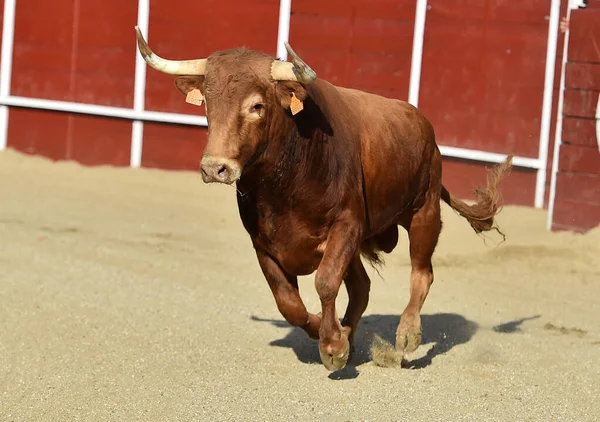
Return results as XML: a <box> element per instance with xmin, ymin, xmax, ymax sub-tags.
<box><xmin>441</xmin><ymin>156</ymin><xmax>513</xmax><ymax>236</ymax></box>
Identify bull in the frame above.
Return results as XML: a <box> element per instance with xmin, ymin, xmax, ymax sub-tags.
<box><xmin>135</xmin><ymin>27</ymin><xmax>513</xmax><ymax>371</ymax></box>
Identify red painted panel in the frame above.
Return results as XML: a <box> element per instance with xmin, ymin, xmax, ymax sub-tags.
<box><xmin>558</xmin><ymin>144</ymin><xmax>600</xmax><ymax>175</ymax></box>
<box><xmin>11</xmin><ymin>0</ymin><xmax>75</xmax><ymax>100</ymax></box>
<box><xmin>562</xmin><ymin>117</ymin><xmax>598</xmax><ymax>147</ymax></box>
<box><xmin>587</xmin><ymin>0</ymin><xmax>600</xmax><ymax>9</ymax></box>
<box><xmin>441</xmin><ymin>158</ymin><xmax>535</xmax><ymax>206</ymax></box>
<box><xmin>566</xmin><ymin>63</ymin><xmax>600</xmax><ymax>91</ymax></box>
<box><xmin>354</xmin><ymin>0</ymin><xmax>417</xmax><ymax>20</ymax></box>
<box><xmin>552</xmin><ymin>200</ymin><xmax>600</xmax><ymax>233</ymax></box>
<box><xmin>555</xmin><ymin>172</ymin><xmax>600</xmax><ymax>205</ymax></box>
<box><xmin>291</xmin><ymin>0</ymin><xmax>352</xmax><ymax>16</ymax></box>
<box><xmin>287</xmin><ymin>16</ymin><xmax>352</xmax><ymax>86</ymax></box>
<box><xmin>419</xmin><ymin>0</ymin><xmax>550</xmax><ymax>158</ymax></box>
<box><xmin>71</xmin><ymin>1</ymin><xmax>138</xmax><ymax>107</ymax></box>
<box><xmin>142</xmin><ymin>123</ymin><xmax>207</xmax><ymax>171</ymax></box>
<box><xmin>490</xmin><ymin>0</ymin><xmax>558</xmax><ymax>23</ymax></box>
<box><xmin>7</xmin><ymin>108</ymin><xmax>131</xmax><ymax>166</ymax></box>
<box><xmin>145</xmin><ymin>0</ymin><xmax>279</xmax><ymax>114</ymax></box>
<box><xmin>7</xmin><ymin>109</ymin><xmax>68</xmax><ymax>160</ymax></box>
<box><xmin>568</xmin><ymin>9</ymin><xmax>600</xmax><ymax>63</ymax></box>
<box><xmin>289</xmin><ymin>0</ymin><xmax>415</xmax><ymax>99</ymax></box>
<box><xmin>563</xmin><ymin>89</ymin><xmax>599</xmax><ymax>118</ymax></box>
<box><xmin>69</xmin><ymin>116</ymin><xmax>131</xmax><ymax>166</ymax></box>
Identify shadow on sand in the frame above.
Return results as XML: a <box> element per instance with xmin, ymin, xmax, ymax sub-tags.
<box><xmin>492</xmin><ymin>314</ymin><xmax>541</xmax><ymax>334</ymax></box>
<box><xmin>251</xmin><ymin>313</ymin><xmax>479</xmax><ymax>379</ymax></box>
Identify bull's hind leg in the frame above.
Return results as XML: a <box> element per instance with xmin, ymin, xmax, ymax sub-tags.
<box><xmin>341</xmin><ymin>256</ymin><xmax>371</xmax><ymax>359</ymax></box>
<box><xmin>256</xmin><ymin>250</ymin><xmax>321</xmax><ymax>339</ymax></box>
<box><xmin>397</xmin><ymin>192</ymin><xmax>441</xmax><ymax>357</ymax></box>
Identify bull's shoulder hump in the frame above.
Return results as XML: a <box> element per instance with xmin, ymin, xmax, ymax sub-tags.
<box><xmin>336</xmin><ymin>86</ymin><xmax>412</xmax><ymax>112</ymax></box>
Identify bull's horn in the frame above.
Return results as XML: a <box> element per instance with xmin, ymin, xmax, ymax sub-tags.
<box><xmin>270</xmin><ymin>42</ymin><xmax>316</xmax><ymax>84</ymax></box>
<box><xmin>134</xmin><ymin>26</ymin><xmax>207</xmax><ymax>75</ymax></box>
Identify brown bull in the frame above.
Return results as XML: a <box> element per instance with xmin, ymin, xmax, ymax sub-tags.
<box><xmin>135</xmin><ymin>27</ymin><xmax>512</xmax><ymax>371</ymax></box>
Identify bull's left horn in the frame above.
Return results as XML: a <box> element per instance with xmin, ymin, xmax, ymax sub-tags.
<box><xmin>270</xmin><ymin>42</ymin><xmax>316</xmax><ymax>84</ymax></box>
<box><xmin>135</xmin><ymin>26</ymin><xmax>207</xmax><ymax>75</ymax></box>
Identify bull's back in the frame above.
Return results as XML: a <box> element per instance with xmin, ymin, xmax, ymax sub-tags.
<box><xmin>337</xmin><ymin>87</ymin><xmax>439</xmax><ymax>234</ymax></box>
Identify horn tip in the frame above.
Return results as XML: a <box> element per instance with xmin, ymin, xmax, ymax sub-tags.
<box><xmin>282</xmin><ymin>42</ymin><xmax>317</xmax><ymax>83</ymax></box>
<box><xmin>134</xmin><ymin>27</ymin><xmax>152</xmax><ymax>59</ymax></box>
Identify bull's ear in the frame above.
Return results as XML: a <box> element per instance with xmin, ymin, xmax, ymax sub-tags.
<box><xmin>275</xmin><ymin>81</ymin><xmax>308</xmax><ymax>113</ymax></box>
<box><xmin>174</xmin><ymin>76</ymin><xmax>205</xmax><ymax>96</ymax></box>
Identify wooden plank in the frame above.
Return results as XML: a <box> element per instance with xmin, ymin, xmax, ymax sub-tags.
<box><xmin>563</xmin><ymin>89</ymin><xmax>599</xmax><ymax>119</ymax></box>
<box><xmin>142</xmin><ymin>123</ymin><xmax>207</xmax><ymax>171</ymax></box>
<box><xmin>566</xmin><ymin>63</ymin><xmax>600</xmax><ymax>90</ymax></box>
<box><xmin>586</xmin><ymin>0</ymin><xmax>600</xmax><ymax>10</ymax></box>
<box><xmin>551</xmin><ymin>199</ymin><xmax>600</xmax><ymax>232</ymax></box>
<box><xmin>562</xmin><ymin>117</ymin><xmax>599</xmax><ymax>147</ymax></box>
<box><xmin>73</xmin><ymin>0</ymin><xmax>138</xmax><ymax>108</ymax></box>
<box><xmin>568</xmin><ymin>9</ymin><xmax>600</xmax><ymax>63</ymax></box>
<box><xmin>11</xmin><ymin>0</ymin><xmax>75</xmax><ymax>100</ymax></box>
<box><xmin>558</xmin><ymin>144</ymin><xmax>600</xmax><ymax>174</ymax></box>
<box><xmin>70</xmin><ymin>115</ymin><xmax>131</xmax><ymax>166</ymax></box>
<box><xmin>7</xmin><ymin>109</ymin><xmax>69</xmax><ymax>160</ymax></box>
<box><xmin>555</xmin><ymin>172</ymin><xmax>600</xmax><ymax>205</ymax></box>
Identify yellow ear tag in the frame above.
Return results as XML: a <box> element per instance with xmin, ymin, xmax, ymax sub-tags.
<box><xmin>290</xmin><ymin>92</ymin><xmax>304</xmax><ymax>115</ymax></box>
<box><xmin>185</xmin><ymin>89</ymin><xmax>204</xmax><ymax>106</ymax></box>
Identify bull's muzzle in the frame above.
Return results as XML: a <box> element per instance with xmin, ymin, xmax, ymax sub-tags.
<box><xmin>200</xmin><ymin>156</ymin><xmax>242</xmax><ymax>185</ymax></box>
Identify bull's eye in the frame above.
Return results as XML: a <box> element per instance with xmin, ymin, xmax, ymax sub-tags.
<box><xmin>243</xmin><ymin>95</ymin><xmax>265</xmax><ymax>120</ymax></box>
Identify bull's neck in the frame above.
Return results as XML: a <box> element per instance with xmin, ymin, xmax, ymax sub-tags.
<box><xmin>240</xmin><ymin>107</ymin><xmax>350</xmax><ymax>195</ymax></box>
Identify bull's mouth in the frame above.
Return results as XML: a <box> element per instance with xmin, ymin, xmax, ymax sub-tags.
<box><xmin>199</xmin><ymin>156</ymin><xmax>242</xmax><ymax>185</ymax></box>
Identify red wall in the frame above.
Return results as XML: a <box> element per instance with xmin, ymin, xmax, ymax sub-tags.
<box><xmin>1</xmin><ymin>0</ymin><xmax>570</xmax><ymax>208</ymax></box>
<box><xmin>7</xmin><ymin>0</ymin><xmax>137</xmax><ymax>165</ymax></box>
<box><xmin>551</xmin><ymin>5</ymin><xmax>600</xmax><ymax>233</ymax></box>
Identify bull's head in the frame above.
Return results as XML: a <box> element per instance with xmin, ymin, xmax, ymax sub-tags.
<box><xmin>134</xmin><ymin>27</ymin><xmax>317</xmax><ymax>185</ymax></box>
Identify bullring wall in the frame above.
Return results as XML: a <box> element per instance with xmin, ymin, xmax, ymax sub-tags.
<box><xmin>0</xmin><ymin>1</ymin><xmax>577</xmax><ymax>213</ymax></box>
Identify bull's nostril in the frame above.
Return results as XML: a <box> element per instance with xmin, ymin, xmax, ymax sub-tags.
<box><xmin>217</xmin><ymin>165</ymin><xmax>230</xmax><ymax>180</ymax></box>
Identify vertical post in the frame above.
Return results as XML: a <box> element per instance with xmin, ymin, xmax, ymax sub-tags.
<box><xmin>131</xmin><ymin>0</ymin><xmax>150</xmax><ymax>168</ymax></box>
<box><xmin>408</xmin><ymin>0</ymin><xmax>428</xmax><ymax>107</ymax></box>
<box><xmin>0</xmin><ymin>0</ymin><xmax>17</xmax><ymax>151</ymax></box>
<box><xmin>277</xmin><ymin>0</ymin><xmax>292</xmax><ymax>61</ymax></box>
<box><xmin>535</xmin><ymin>0</ymin><xmax>561</xmax><ymax>209</ymax></box>
<box><xmin>547</xmin><ymin>7</ymin><xmax>572</xmax><ymax>230</ymax></box>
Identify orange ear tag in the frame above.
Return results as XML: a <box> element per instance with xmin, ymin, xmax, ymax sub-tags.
<box><xmin>290</xmin><ymin>92</ymin><xmax>304</xmax><ymax>115</ymax></box>
<box><xmin>186</xmin><ymin>88</ymin><xmax>204</xmax><ymax>106</ymax></box>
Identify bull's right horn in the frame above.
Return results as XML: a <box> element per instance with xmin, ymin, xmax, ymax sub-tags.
<box><xmin>270</xmin><ymin>42</ymin><xmax>316</xmax><ymax>84</ymax></box>
<box><xmin>135</xmin><ymin>26</ymin><xmax>207</xmax><ymax>75</ymax></box>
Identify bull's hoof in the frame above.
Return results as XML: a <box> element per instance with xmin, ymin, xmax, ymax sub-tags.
<box><xmin>396</xmin><ymin>314</ymin><xmax>422</xmax><ymax>355</ymax></box>
<box><xmin>319</xmin><ymin>337</ymin><xmax>350</xmax><ymax>371</ymax></box>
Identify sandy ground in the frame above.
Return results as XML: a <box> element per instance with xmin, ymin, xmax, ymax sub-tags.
<box><xmin>0</xmin><ymin>149</ymin><xmax>599</xmax><ymax>421</ymax></box>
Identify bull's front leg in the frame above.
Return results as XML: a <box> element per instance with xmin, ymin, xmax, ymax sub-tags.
<box><xmin>315</xmin><ymin>215</ymin><xmax>360</xmax><ymax>371</ymax></box>
<box><xmin>256</xmin><ymin>249</ymin><xmax>322</xmax><ymax>339</ymax></box>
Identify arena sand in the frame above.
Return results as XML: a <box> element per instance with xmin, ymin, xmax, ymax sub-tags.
<box><xmin>0</xmin><ymin>149</ymin><xmax>599</xmax><ymax>421</ymax></box>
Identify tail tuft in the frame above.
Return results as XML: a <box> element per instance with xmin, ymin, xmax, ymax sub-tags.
<box><xmin>441</xmin><ymin>155</ymin><xmax>513</xmax><ymax>237</ymax></box>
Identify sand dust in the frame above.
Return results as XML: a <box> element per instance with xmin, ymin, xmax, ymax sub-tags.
<box><xmin>1</xmin><ymin>148</ymin><xmax>599</xmax><ymax>421</ymax></box>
